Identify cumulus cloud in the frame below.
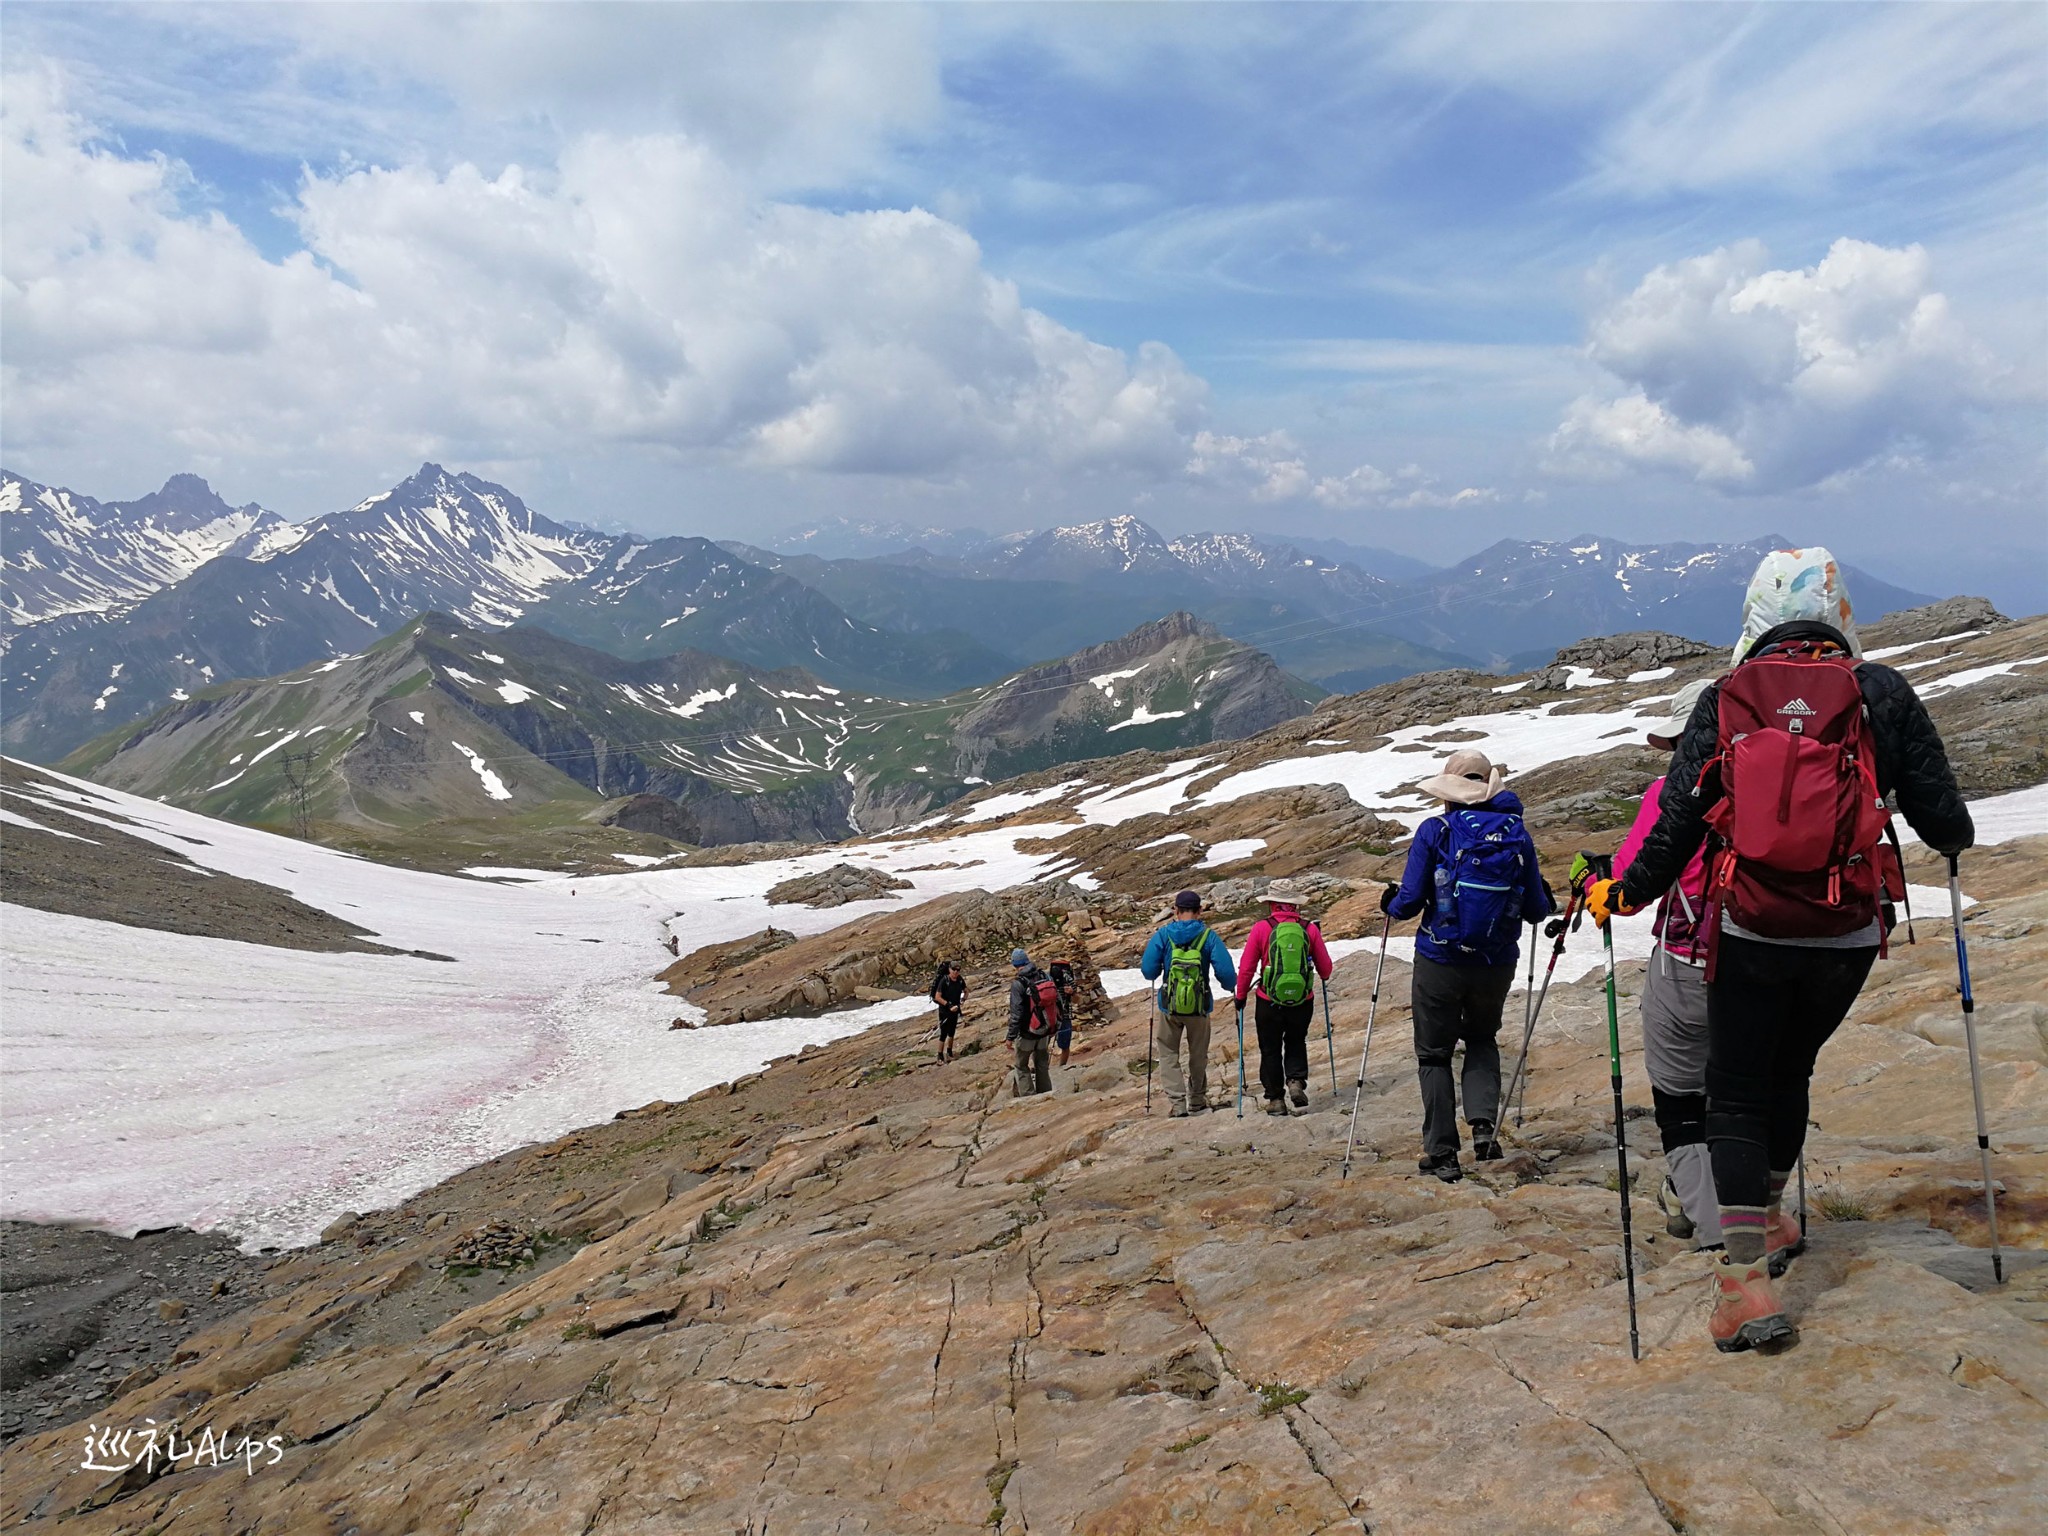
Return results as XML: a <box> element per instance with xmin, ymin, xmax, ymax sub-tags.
<box><xmin>1187</xmin><ymin>430</ymin><xmax>1491</xmax><ymax>510</ymax></box>
<box><xmin>1551</xmin><ymin>238</ymin><xmax>2011</xmax><ymax>492</ymax></box>
<box><xmin>0</xmin><ymin>72</ymin><xmax>1205</xmax><ymax>485</ymax></box>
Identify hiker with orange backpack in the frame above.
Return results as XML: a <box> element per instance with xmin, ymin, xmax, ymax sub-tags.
<box><xmin>1007</xmin><ymin>949</ymin><xmax>1060</xmax><ymax>1098</ymax></box>
<box><xmin>1585</xmin><ymin>549</ymin><xmax>1973</xmax><ymax>1353</ymax></box>
<box><xmin>1233</xmin><ymin>879</ymin><xmax>1334</xmax><ymax>1116</ymax></box>
<box><xmin>1382</xmin><ymin>749</ymin><xmax>1556</xmax><ymax>1182</ymax></box>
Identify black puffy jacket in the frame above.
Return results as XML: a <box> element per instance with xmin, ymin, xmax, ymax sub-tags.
<box><xmin>1618</xmin><ymin>622</ymin><xmax>1975</xmax><ymax>909</ymax></box>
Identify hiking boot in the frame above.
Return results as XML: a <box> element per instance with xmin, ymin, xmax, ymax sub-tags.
<box><xmin>1418</xmin><ymin>1152</ymin><xmax>1463</xmax><ymax>1183</ymax></box>
<box><xmin>1470</xmin><ymin>1122</ymin><xmax>1503</xmax><ymax>1162</ymax></box>
<box><xmin>1659</xmin><ymin>1174</ymin><xmax>1696</xmax><ymax>1240</ymax></box>
<box><xmin>1187</xmin><ymin>1102</ymin><xmax>1208</xmax><ymax>1116</ymax></box>
<box><xmin>1167</xmin><ymin>1102</ymin><xmax>1189</xmax><ymax>1119</ymax></box>
<box><xmin>1287</xmin><ymin>1080</ymin><xmax>1309</xmax><ymax>1109</ymax></box>
<box><xmin>1264</xmin><ymin>1098</ymin><xmax>1289</xmax><ymax>1117</ymax></box>
<box><xmin>1764</xmin><ymin>1207</ymin><xmax>1806</xmax><ymax>1277</ymax></box>
<box><xmin>1710</xmin><ymin>1253</ymin><xmax>1797</xmax><ymax>1354</ymax></box>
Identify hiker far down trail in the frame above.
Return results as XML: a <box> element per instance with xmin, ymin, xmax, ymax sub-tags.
<box><xmin>1587</xmin><ymin>547</ymin><xmax>1981</xmax><ymax>1355</ymax></box>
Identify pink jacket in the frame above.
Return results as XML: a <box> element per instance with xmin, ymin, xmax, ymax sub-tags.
<box><xmin>1614</xmin><ymin>776</ymin><xmax>1709</xmax><ymax>953</ymax></box>
<box><xmin>1234</xmin><ymin>907</ymin><xmax>1334</xmax><ymax>1005</ymax></box>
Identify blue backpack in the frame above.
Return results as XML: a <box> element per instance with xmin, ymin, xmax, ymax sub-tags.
<box><xmin>1431</xmin><ymin>809</ymin><xmax>1527</xmax><ymax>954</ymax></box>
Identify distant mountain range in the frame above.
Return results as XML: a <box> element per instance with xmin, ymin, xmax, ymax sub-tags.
<box><xmin>3</xmin><ymin>462</ymin><xmax>1937</xmax><ymax>763</ymax></box>
<box><xmin>65</xmin><ymin>611</ymin><xmax>1310</xmax><ymax>843</ymax></box>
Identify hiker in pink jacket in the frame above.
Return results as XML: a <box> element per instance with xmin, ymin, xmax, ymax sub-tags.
<box><xmin>1612</xmin><ymin>678</ymin><xmax>1722</xmax><ymax>1251</ymax></box>
<box><xmin>1233</xmin><ymin>879</ymin><xmax>1334</xmax><ymax>1116</ymax></box>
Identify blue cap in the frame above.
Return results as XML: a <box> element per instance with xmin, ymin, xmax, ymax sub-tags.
<box><xmin>1010</xmin><ymin>948</ymin><xmax>1030</xmax><ymax>967</ymax></box>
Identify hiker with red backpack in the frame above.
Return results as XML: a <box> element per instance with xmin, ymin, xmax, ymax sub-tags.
<box><xmin>1138</xmin><ymin>890</ymin><xmax>1237</xmax><ymax>1117</ymax></box>
<box><xmin>1584</xmin><ymin>548</ymin><xmax>1973</xmax><ymax>1354</ymax></box>
<box><xmin>1382</xmin><ymin>749</ymin><xmax>1555</xmax><ymax>1183</ymax></box>
<box><xmin>1233</xmin><ymin>879</ymin><xmax>1335</xmax><ymax>1116</ymax></box>
<box><xmin>1007</xmin><ymin>949</ymin><xmax>1061</xmax><ymax>1098</ymax></box>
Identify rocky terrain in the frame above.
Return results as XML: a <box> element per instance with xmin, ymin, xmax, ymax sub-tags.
<box><xmin>764</xmin><ymin>863</ymin><xmax>915</xmax><ymax>908</ymax></box>
<box><xmin>0</xmin><ymin>824</ymin><xmax>2038</xmax><ymax>1532</ymax></box>
<box><xmin>1</xmin><ymin>596</ymin><xmax>2039</xmax><ymax>1533</ymax></box>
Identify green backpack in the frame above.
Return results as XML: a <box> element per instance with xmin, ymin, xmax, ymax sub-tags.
<box><xmin>1166</xmin><ymin>926</ymin><xmax>1211</xmax><ymax>1016</ymax></box>
<box><xmin>1261</xmin><ymin>917</ymin><xmax>1314</xmax><ymax>1006</ymax></box>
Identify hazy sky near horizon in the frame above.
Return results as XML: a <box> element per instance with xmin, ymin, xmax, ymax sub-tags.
<box><xmin>3</xmin><ymin>2</ymin><xmax>2043</xmax><ymax>605</ymax></box>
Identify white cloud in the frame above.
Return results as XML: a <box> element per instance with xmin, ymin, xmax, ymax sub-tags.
<box><xmin>0</xmin><ymin>74</ymin><xmax>1205</xmax><ymax>484</ymax></box>
<box><xmin>1187</xmin><ymin>430</ymin><xmax>1490</xmax><ymax>510</ymax></box>
<box><xmin>1551</xmin><ymin>238</ymin><xmax>2013</xmax><ymax>492</ymax></box>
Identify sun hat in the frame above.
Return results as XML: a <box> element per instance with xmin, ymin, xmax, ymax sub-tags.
<box><xmin>1414</xmin><ymin>748</ymin><xmax>1504</xmax><ymax>806</ymax></box>
<box><xmin>1264</xmin><ymin>878</ymin><xmax>1306</xmax><ymax>906</ymax></box>
<box><xmin>1646</xmin><ymin>678</ymin><xmax>1712</xmax><ymax>751</ymax></box>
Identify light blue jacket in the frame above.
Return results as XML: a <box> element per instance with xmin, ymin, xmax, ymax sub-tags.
<box><xmin>1139</xmin><ymin>918</ymin><xmax>1237</xmax><ymax>1015</ymax></box>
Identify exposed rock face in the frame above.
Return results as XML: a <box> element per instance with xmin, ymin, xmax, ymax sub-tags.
<box><xmin>5</xmin><ymin>838</ymin><xmax>2040</xmax><ymax>1533</ymax></box>
<box><xmin>1861</xmin><ymin>595</ymin><xmax>2010</xmax><ymax>649</ymax></box>
<box><xmin>951</xmin><ymin>611</ymin><xmax>1315</xmax><ymax>780</ymax></box>
<box><xmin>1535</xmin><ymin>630</ymin><xmax>1716</xmax><ymax>689</ymax></box>
<box><xmin>765</xmin><ymin>863</ymin><xmax>913</xmax><ymax>908</ymax></box>
<box><xmin>661</xmin><ymin>881</ymin><xmax>1100</xmax><ymax>1025</ymax></box>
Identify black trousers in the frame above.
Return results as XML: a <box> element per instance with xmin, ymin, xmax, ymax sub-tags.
<box><xmin>1411</xmin><ymin>956</ymin><xmax>1514</xmax><ymax>1160</ymax></box>
<box><xmin>1706</xmin><ymin>934</ymin><xmax>1876</xmax><ymax>1210</ymax></box>
<box><xmin>1254</xmin><ymin>995</ymin><xmax>1314</xmax><ymax>1100</ymax></box>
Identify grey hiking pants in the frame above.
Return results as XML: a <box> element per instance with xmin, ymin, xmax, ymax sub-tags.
<box><xmin>1411</xmin><ymin>956</ymin><xmax>1513</xmax><ymax>1161</ymax></box>
<box><xmin>1641</xmin><ymin>949</ymin><xmax>1721</xmax><ymax>1247</ymax></box>
<box><xmin>1012</xmin><ymin>1035</ymin><xmax>1051</xmax><ymax>1098</ymax></box>
<box><xmin>1156</xmin><ymin>1010</ymin><xmax>1211</xmax><ymax>1110</ymax></box>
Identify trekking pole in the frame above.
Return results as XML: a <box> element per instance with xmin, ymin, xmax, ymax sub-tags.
<box><xmin>1501</xmin><ymin>887</ymin><xmax>1583</xmax><ymax>1128</ymax></box>
<box><xmin>1592</xmin><ymin>859</ymin><xmax>1642</xmax><ymax>1361</ymax></box>
<box><xmin>1950</xmin><ymin>855</ymin><xmax>2004</xmax><ymax>1284</ymax></box>
<box><xmin>1146</xmin><ymin>998</ymin><xmax>1156</xmax><ymax>1116</ymax></box>
<box><xmin>1341</xmin><ymin>914</ymin><xmax>1392</xmax><ymax>1180</ymax></box>
<box><xmin>1319</xmin><ymin>975</ymin><xmax>1338</xmax><ymax>1093</ymax></box>
<box><xmin>1796</xmin><ymin>1155</ymin><xmax>1808</xmax><ymax>1240</ymax></box>
<box><xmin>1236</xmin><ymin>1002</ymin><xmax>1247</xmax><ymax>1118</ymax></box>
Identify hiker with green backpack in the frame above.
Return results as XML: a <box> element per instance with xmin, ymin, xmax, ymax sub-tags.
<box><xmin>1138</xmin><ymin>890</ymin><xmax>1237</xmax><ymax>1118</ymax></box>
<box><xmin>1232</xmin><ymin>879</ymin><xmax>1335</xmax><ymax>1115</ymax></box>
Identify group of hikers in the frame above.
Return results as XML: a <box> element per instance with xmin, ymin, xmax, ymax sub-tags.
<box><xmin>952</xmin><ymin>547</ymin><xmax>1975</xmax><ymax>1357</ymax></box>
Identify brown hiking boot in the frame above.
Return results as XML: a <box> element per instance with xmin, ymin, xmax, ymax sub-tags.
<box><xmin>1764</xmin><ymin>1207</ymin><xmax>1806</xmax><ymax>1277</ymax></box>
<box><xmin>1710</xmin><ymin>1253</ymin><xmax>1797</xmax><ymax>1354</ymax></box>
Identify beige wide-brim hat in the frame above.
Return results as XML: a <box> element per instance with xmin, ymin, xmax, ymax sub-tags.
<box><xmin>1264</xmin><ymin>878</ymin><xmax>1307</xmax><ymax>905</ymax></box>
<box><xmin>1646</xmin><ymin>677</ymin><xmax>1712</xmax><ymax>751</ymax></box>
<box><xmin>1415</xmin><ymin>748</ymin><xmax>1505</xmax><ymax>806</ymax></box>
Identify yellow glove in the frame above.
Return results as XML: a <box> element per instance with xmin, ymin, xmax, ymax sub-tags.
<box><xmin>1583</xmin><ymin>878</ymin><xmax>1638</xmax><ymax>928</ymax></box>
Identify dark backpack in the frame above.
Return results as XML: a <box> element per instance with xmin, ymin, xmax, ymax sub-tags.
<box><xmin>1260</xmin><ymin>918</ymin><xmax>1314</xmax><ymax>1006</ymax></box>
<box><xmin>1048</xmin><ymin>962</ymin><xmax>1076</xmax><ymax>1024</ymax></box>
<box><xmin>1433</xmin><ymin>809</ymin><xmax>1527</xmax><ymax>954</ymax></box>
<box><xmin>1021</xmin><ymin>973</ymin><xmax>1062</xmax><ymax>1039</ymax></box>
<box><xmin>1701</xmin><ymin>644</ymin><xmax>1890</xmax><ymax>939</ymax></box>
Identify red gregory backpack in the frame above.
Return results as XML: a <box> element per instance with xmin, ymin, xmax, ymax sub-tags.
<box><xmin>1699</xmin><ymin>642</ymin><xmax>1891</xmax><ymax>943</ymax></box>
<box><xmin>1022</xmin><ymin>975</ymin><xmax>1062</xmax><ymax>1040</ymax></box>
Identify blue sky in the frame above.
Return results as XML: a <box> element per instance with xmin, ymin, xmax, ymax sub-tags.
<box><xmin>3</xmin><ymin>2</ymin><xmax>2043</xmax><ymax>608</ymax></box>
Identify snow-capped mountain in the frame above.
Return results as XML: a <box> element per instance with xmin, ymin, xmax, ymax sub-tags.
<box><xmin>771</xmin><ymin>516</ymin><xmax>992</xmax><ymax>560</ymax></box>
<box><xmin>261</xmin><ymin>463</ymin><xmax>616</xmax><ymax>631</ymax></box>
<box><xmin>1</xmin><ymin>470</ymin><xmax>301</xmax><ymax>626</ymax></box>
<box><xmin>983</xmin><ymin>514</ymin><xmax>1182</xmax><ymax>579</ymax></box>
<box><xmin>1417</xmin><ymin>535</ymin><xmax>1933</xmax><ymax>666</ymax></box>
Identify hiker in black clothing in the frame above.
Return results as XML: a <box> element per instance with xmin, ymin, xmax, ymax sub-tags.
<box><xmin>1006</xmin><ymin>949</ymin><xmax>1056</xmax><ymax>1097</ymax></box>
<box><xmin>1383</xmin><ymin>748</ymin><xmax>1553</xmax><ymax>1182</ymax></box>
<box><xmin>1586</xmin><ymin>547</ymin><xmax>1973</xmax><ymax>1353</ymax></box>
<box><xmin>930</xmin><ymin>960</ymin><xmax>966</xmax><ymax>1062</ymax></box>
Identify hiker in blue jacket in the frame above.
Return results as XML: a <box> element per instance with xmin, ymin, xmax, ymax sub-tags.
<box><xmin>1138</xmin><ymin>889</ymin><xmax>1237</xmax><ymax>1118</ymax></box>
<box><xmin>1383</xmin><ymin>749</ymin><xmax>1553</xmax><ymax>1182</ymax></box>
